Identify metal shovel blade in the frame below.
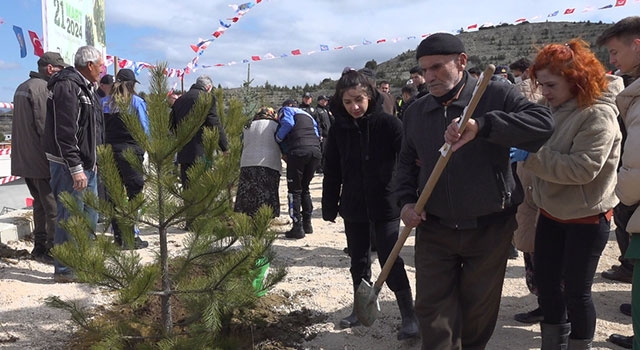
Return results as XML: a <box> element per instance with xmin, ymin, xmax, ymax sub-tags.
<box><xmin>355</xmin><ymin>278</ymin><xmax>381</xmax><ymax>327</ymax></box>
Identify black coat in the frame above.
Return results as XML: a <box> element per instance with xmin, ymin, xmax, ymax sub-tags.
<box><xmin>44</xmin><ymin>67</ymin><xmax>102</xmax><ymax>174</ymax></box>
<box><xmin>171</xmin><ymin>83</ymin><xmax>229</xmax><ymax>164</ymax></box>
<box><xmin>322</xmin><ymin>93</ymin><xmax>403</xmax><ymax>222</ymax></box>
<box><xmin>395</xmin><ymin>74</ymin><xmax>554</xmax><ymax>220</ymax></box>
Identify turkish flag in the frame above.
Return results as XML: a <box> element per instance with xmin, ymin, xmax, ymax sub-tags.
<box><xmin>564</xmin><ymin>8</ymin><xmax>575</xmax><ymax>14</ymax></box>
<box><xmin>27</xmin><ymin>30</ymin><xmax>44</xmax><ymax>57</ymax></box>
<box><xmin>291</xmin><ymin>49</ymin><xmax>301</xmax><ymax>56</ymax></box>
<box><xmin>615</xmin><ymin>0</ymin><xmax>626</xmax><ymax>6</ymax></box>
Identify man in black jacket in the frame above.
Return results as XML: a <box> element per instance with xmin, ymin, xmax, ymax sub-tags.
<box><xmin>44</xmin><ymin>46</ymin><xmax>104</xmax><ymax>283</ymax></box>
<box><xmin>12</xmin><ymin>52</ymin><xmax>68</xmax><ymax>263</ymax></box>
<box><xmin>396</xmin><ymin>33</ymin><xmax>553</xmax><ymax>349</ymax></box>
<box><xmin>314</xmin><ymin>95</ymin><xmax>332</xmax><ymax>174</ymax></box>
<box><xmin>170</xmin><ymin>74</ymin><xmax>229</xmax><ymax>188</ymax></box>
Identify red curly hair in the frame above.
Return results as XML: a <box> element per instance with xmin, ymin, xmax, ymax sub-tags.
<box><xmin>530</xmin><ymin>38</ymin><xmax>608</xmax><ymax>108</ymax></box>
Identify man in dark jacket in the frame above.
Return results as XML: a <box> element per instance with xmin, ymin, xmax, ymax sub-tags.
<box><xmin>44</xmin><ymin>46</ymin><xmax>104</xmax><ymax>283</ymax></box>
<box><xmin>170</xmin><ymin>74</ymin><xmax>229</xmax><ymax>188</ymax></box>
<box><xmin>275</xmin><ymin>105</ymin><xmax>321</xmax><ymax>239</ymax></box>
<box><xmin>396</xmin><ymin>33</ymin><xmax>554</xmax><ymax>349</ymax></box>
<box><xmin>12</xmin><ymin>52</ymin><xmax>68</xmax><ymax>263</ymax></box>
<box><xmin>314</xmin><ymin>95</ymin><xmax>332</xmax><ymax>174</ymax></box>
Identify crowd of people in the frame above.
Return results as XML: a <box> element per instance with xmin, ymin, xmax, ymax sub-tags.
<box><xmin>8</xmin><ymin>15</ymin><xmax>640</xmax><ymax>349</ymax></box>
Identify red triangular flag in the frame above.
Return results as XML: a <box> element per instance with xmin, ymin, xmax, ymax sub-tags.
<box><xmin>27</xmin><ymin>30</ymin><xmax>44</xmax><ymax>57</ymax></box>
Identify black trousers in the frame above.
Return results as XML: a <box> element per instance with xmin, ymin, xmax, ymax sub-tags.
<box><xmin>25</xmin><ymin>177</ymin><xmax>57</xmax><ymax>245</ymax></box>
<box><xmin>534</xmin><ymin>213</ymin><xmax>609</xmax><ymax>340</ymax></box>
<box><xmin>414</xmin><ymin>215</ymin><xmax>516</xmax><ymax>350</ymax></box>
<box><xmin>285</xmin><ymin>151</ymin><xmax>320</xmax><ymax>220</ymax></box>
<box><xmin>110</xmin><ymin>149</ymin><xmax>144</xmax><ymax>238</ymax></box>
<box><xmin>344</xmin><ymin>218</ymin><xmax>410</xmax><ymax>292</ymax></box>
<box><xmin>285</xmin><ymin>152</ymin><xmax>320</xmax><ymax>195</ymax></box>
<box><xmin>614</xmin><ymin>202</ymin><xmax>637</xmax><ymax>271</ymax></box>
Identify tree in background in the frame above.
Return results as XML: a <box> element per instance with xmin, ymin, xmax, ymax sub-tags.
<box><xmin>47</xmin><ymin>63</ymin><xmax>285</xmax><ymax>348</ymax></box>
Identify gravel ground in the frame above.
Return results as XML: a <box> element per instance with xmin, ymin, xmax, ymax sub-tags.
<box><xmin>0</xmin><ymin>173</ymin><xmax>633</xmax><ymax>349</ymax></box>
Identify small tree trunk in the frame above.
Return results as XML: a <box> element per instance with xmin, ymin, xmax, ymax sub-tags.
<box><xmin>159</xmin><ymin>225</ymin><xmax>173</xmax><ymax>335</ymax></box>
<box><xmin>156</xmin><ymin>166</ymin><xmax>173</xmax><ymax>335</ymax></box>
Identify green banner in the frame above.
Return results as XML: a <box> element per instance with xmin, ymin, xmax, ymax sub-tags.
<box><xmin>41</xmin><ymin>0</ymin><xmax>106</xmax><ymax>65</ymax></box>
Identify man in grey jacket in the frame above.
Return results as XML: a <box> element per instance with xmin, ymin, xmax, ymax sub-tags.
<box><xmin>396</xmin><ymin>33</ymin><xmax>554</xmax><ymax>349</ymax></box>
<box><xmin>11</xmin><ymin>52</ymin><xmax>69</xmax><ymax>263</ymax></box>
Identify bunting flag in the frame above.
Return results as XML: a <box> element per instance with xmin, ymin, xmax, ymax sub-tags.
<box><xmin>0</xmin><ymin>17</ymin><xmax>5</xmax><ymax>25</ymax></box>
<box><xmin>12</xmin><ymin>25</ymin><xmax>27</xmax><ymax>58</ymax></box>
<box><xmin>95</xmin><ymin>0</ymin><xmax>638</xmax><ymax>79</ymax></box>
<box><xmin>27</xmin><ymin>30</ymin><xmax>44</xmax><ymax>57</ymax></box>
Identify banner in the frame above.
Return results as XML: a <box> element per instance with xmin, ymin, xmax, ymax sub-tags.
<box><xmin>41</xmin><ymin>0</ymin><xmax>106</xmax><ymax>65</ymax></box>
<box><xmin>12</xmin><ymin>26</ymin><xmax>27</xmax><ymax>58</ymax></box>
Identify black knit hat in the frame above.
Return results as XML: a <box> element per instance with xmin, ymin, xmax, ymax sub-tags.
<box><xmin>416</xmin><ymin>33</ymin><xmax>465</xmax><ymax>59</ymax></box>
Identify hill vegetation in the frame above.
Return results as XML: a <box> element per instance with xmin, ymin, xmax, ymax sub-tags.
<box><xmin>223</xmin><ymin>20</ymin><xmax>614</xmax><ymax>110</ymax></box>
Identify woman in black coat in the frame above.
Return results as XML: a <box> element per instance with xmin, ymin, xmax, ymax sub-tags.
<box><xmin>322</xmin><ymin>69</ymin><xmax>418</xmax><ymax>340</ymax></box>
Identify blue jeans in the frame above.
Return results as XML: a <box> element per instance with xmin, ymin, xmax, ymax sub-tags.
<box><xmin>49</xmin><ymin>162</ymin><xmax>98</xmax><ymax>274</ymax></box>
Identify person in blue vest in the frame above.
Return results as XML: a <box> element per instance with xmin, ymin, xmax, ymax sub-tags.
<box><xmin>275</xmin><ymin>102</ymin><xmax>321</xmax><ymax>239</ymax></box>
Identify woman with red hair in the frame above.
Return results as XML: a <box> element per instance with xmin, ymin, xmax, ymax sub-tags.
<box><xmin>511</xmin><ymin>39</ymin><xmax>625</xmax><ymax>349</ymax></box>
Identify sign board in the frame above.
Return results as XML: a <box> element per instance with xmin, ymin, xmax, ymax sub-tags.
<box><xmin>41</xmin><ymin>0</ymin><xmax>106</xmax><ymax>65</ymax></box>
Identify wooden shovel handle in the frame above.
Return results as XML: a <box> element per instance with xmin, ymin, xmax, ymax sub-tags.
<box><xmin>373</xmin><ymin>65</ymin><xmax>496</xmax><ymax>289</ymax></box>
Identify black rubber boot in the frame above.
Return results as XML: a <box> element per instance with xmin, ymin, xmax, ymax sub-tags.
<box><xmin>302</xmin><ymin>215</ymin><xmax>313</xmax><ymax>234</ymax></box>
<box><xmin>395</xmin><ymin>289</ymin><xmax>419</xmax><ymax>340</ymax></box>
<box><xmin>285</xmin><ymin>221</ymin><xmax>305</xmax><ymax>239</ymax></box>
<box><xmin>340</xmin><ymin>284</ymin><xmax>361</xmax><ymax>329</ymax></box>
<box><xmin>568</xmin><ymin>338</ymin><xmax>592</xmax><ymax>350</ymax></box>
<box><xmin>31</xmin><ymin>232</ymin><xmax>53</xmax><ymax>264</ymax></box>
<box><xmin>301</xmin><ymin>192</ymin><xmax>313</xmax><ymax>233</ymax></box>
<box><xmin>31</xmin><ymin>232</ymin><xmax>47</xmax><ymax>256</ymax></box>
<box><xmin>285</xmin><ymin>193</ymin><xmax>305</xmax><ymax>239</ymax></box>
<box><xmin>541</xmin><ymin>322</ymin><xmax>570</xmax><ymax>350</ymax></box>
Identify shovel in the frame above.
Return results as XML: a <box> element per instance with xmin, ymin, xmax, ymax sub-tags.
<box><xmin>355</xmin><ymin>65</ymin><xmax>496</xmax><ymax>327</ymax></box>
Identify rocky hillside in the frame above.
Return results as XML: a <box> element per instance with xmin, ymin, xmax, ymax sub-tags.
<box><xmin>376</xmin><ymin>20</ymin><xmax>613</xmax><ymax>89</ymax></box>
<box><xmin>226</xmin><ymin>20</ymin><xmax>614</xmax><ymax>107</ymax></box>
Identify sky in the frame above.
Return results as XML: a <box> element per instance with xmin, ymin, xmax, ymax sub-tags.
<box><xmin>0</xmin><ymin>0</ymin><xmax>636</xmax><ymax>106</ymax></box>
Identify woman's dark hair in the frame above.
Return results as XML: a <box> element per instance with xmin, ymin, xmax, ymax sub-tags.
<box><xmin>329</xmin><ymin>69</ymin><xmax>377</xmax><ymax>115</ymax></box>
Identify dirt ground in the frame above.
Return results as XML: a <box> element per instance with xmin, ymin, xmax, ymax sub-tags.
<box><xmin>0</xmin><ymin>173</ymin><xmax>634</xmax><ymax>349</ymax></box>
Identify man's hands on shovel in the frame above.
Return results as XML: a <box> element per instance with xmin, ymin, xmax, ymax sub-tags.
<box><xmin>401</xmin><ymin>204</ymin><xmax>426</xmax><ymax>228</ymax></box>
<box><xmin>445</xmin><ymin>117</ymin><xmax>479</xmax><ymax>152</ymax></box>
<box><xmin>401</xmin><ymin>117</ymin><xmax>480</xmax><ymax>227</ymax></box>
